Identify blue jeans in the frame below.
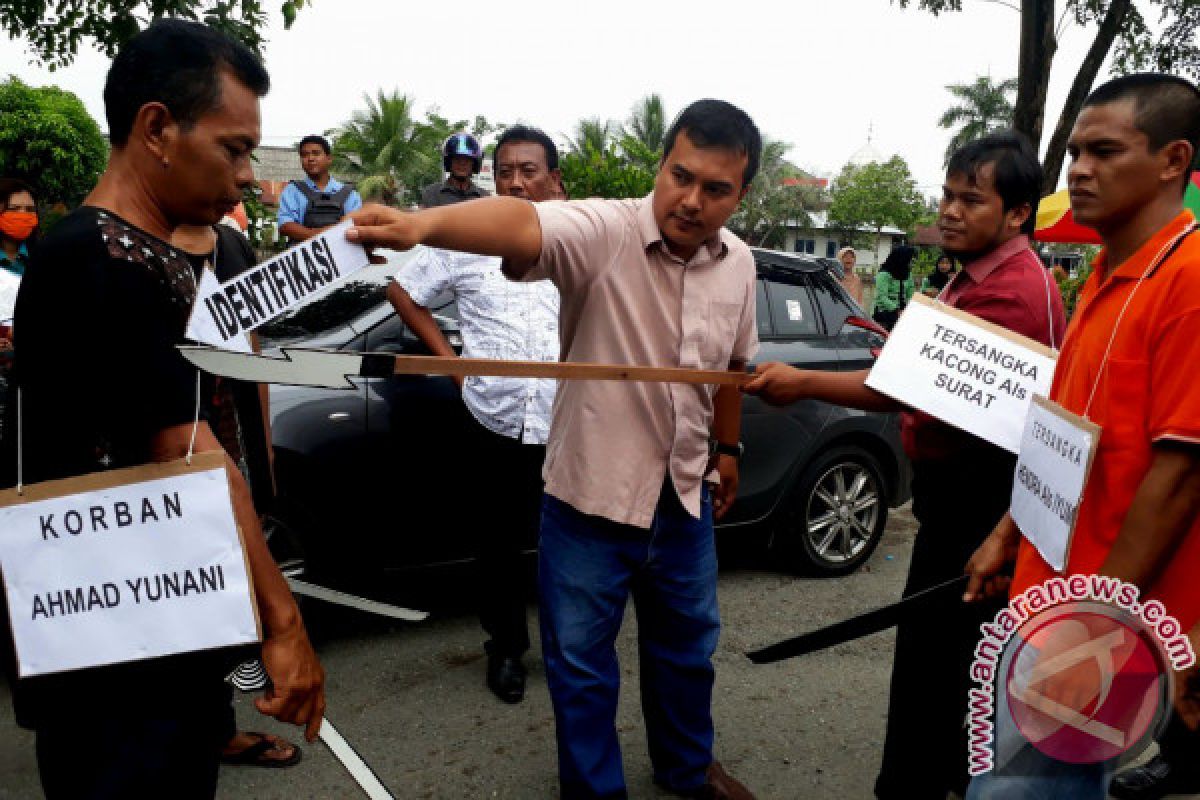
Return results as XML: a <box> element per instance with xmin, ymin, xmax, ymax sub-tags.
<box><xmin>538</xmin><ymin>483</ymin><xmax>720</xmax><ymax>800</ymax></box>
<box><xmin>965</xmin><ymin>681</ymin><xmax>1113</xmax><ymax>800</ymax></box>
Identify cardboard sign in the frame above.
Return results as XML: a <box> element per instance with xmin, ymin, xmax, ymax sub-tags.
<box><xmin>186</xmin><ymin>221</ymin><xmax>368</xmax><ymax>349</ymax></box>
<box><xmin>864</xmin><ymin>293</ymin><xmax>1057</xmax><ymax>453</ymax></box>
<box><xmin>0</xmin><ymin>267</ymin><xmax>18</xmax><ymax>322</ymax></box>
<box><xmin>0</xmin><ymin>452</ymin><xmax>259</xmax><ymax>677</ymax></box>
<box><xmin>1010</xmin><ymin>395</ymin><xmax>1101</xmax><ymax>572</ymax></box>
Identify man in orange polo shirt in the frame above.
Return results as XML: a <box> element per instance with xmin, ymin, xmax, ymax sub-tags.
<box><xmin>965</xmin><ymin>73</ymin><xmax>1200</xmax><ymax>799</ymax></box>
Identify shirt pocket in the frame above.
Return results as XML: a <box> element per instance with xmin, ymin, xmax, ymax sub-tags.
<box><xmin>702</xmin><ymin>300</ymin><xmax>743</xmax><ymax>369</ymax></box>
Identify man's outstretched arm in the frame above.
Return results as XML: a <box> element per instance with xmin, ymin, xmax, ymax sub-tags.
<box><xmin>347</xmin><ymin>199</ymin><xmax>542</xmax><ymax>276</ymax></box>
<box><xmin>741</xmin><ymin>365</ymin><xmax>900</xmax><ymax>412</ymax></box>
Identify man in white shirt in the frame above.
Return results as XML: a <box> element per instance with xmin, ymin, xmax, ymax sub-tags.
<box><xmin>388</xmin><ymin>125</ymin><xmax>563</xmax><ymax>703</ymax></box>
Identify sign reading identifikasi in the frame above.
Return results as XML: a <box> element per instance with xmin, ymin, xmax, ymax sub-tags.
<box><xmin>864</xmin><ymin>293</ymin><xmax>1057</xmax><ymax>454</ymax></box>
<box><xmin>0</xmin><ymin>452</ymin><xmax>259</xmax><ymax>677</ymax></box>
<box><xmin>186</xmin><ymin>221</ymin><xmax>368</xmax><ymax>350</ymax></box>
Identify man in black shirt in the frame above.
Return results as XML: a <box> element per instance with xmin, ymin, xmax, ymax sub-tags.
<box><xmin>3</xmin><ymin>20</ymin><xmax>324</xmax><ymax>798</ymax></box>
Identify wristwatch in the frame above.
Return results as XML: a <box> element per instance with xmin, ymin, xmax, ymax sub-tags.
<box><xmin>709</xmin><ymin>439</ymin><xmax>745</xmax><ymax>460</ymax></box>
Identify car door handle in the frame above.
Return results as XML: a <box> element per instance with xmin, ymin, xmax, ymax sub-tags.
<box><xmin>328</xmin><ymin>412</ymin><xmax>352</xmax><ymax>422</ymax></box>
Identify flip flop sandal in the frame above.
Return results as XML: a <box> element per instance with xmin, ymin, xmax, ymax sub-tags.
<box><xmin>220</xmin><ymin>733</ymin><xmax>303</xmax><ymax>768</ymax></box>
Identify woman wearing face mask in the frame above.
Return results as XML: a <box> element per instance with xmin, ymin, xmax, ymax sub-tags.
<box><xmin>0</xmin><ymin>179</ymin><xmax>38</xmax><ymax>278</ymax></box>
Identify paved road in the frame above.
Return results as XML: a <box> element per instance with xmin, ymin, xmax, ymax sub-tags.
<box><xmin>3</xmin><ymin>507</ymin><xmax>915</xmax><ymax>798</ymax></box>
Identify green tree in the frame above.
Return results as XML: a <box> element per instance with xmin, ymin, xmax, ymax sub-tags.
<box><xmin>938</xmin><ymin>75</ymin><xmax>1017</xmax><ymax>164</ymax></box>
<box><xmin>828</xmin><ymin>156</ymin><xmax>924</xmax><ymax>264</ymax></box>
<box><xmin>566</xmin><ymin>117</ymin><xmax>618</xmax><ymax>156</ymax></box>
<box><xmin>0</xmin><ymin>76</ymin><xmax>107</xmax><ymax>206</ymax></box>
<box><xmin>560</xmin><ymin>143</ymin><xmax>656</xmax><ymax>200</ymax></box>
<box><xmin>625</xmin><ymin>93</ymin><xmax>667</xmax><ymax>153</ymax></box>
<box><xmin>728</xmin><ymin>137</ymin><xmax>822</xmax><ymax>248</ymax></box>
<box><xmin>0</xmin><ymin>1</ymin><xmax>314</xmax><ymax>69</ymax></box>
<box><xmin>332</xmin><ymin>92</ymin><xmax>491</xmax><ymax>207</ymax></box>
<box><xmin>897</xmin><ymin>0</ymin><xmax>1200</xmax><ymax>192</ymax></box>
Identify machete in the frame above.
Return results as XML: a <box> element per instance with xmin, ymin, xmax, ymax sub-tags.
<box><xmin>178</xmin><ymin>345</ymin><xmax>749</xmax><ymax>389</ymax></box>
<box><xmin>746</xmin><ymin>574</ymin><xmax>970</xmax><ymax>664</ymax></box>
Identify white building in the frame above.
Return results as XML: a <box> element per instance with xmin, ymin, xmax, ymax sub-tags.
<box><xmin>781</xmin><ymin>210</ymin><xmax>906</xmax><ymax>271</ymax></box>
<box><xmin>779</xmin><ymin>136</ymin><xmax>906</xmax><ymax>272</ymax></box>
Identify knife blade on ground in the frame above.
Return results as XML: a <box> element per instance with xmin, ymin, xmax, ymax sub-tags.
<box><xmin>746</xmin><ymin>575</ymin><xmax>970</xmax><ymax>664</ymax></box>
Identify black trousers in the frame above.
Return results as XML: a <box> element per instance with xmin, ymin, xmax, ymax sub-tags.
<box><xmin>875</xmin><ymin>450</ymin><xmax>1015</xmax><ymax>800</ymax></box>
<box><xmin>465</xmin><ymin>418</ymin><xmax>545</xmax><ymax>658</ymax></box>
<box><xmin>35</xmin><ymin>697</ymin><xmax>229</xmax><ymax>800</ymax></box>
<box><xmin>1158</xmin><ymin>713</ymin><xmax>1200</xmax><ymax>778</ymax></box>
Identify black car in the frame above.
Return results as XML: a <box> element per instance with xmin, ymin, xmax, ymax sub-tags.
<box><xmin>262</xmin><ymin>247</ymin><xmax>911</xmax><ymax>584</ymax></box>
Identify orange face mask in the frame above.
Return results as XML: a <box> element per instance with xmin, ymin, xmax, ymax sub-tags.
<box><xmin>0</xmin><ymin>211</ymin><xmax>38</xmax><ymax>242</ymax></box>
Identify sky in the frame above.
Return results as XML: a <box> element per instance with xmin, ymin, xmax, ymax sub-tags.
<box><xmin>0</xmin><ymin>0</ymin><xmax>1117</xmax><ymax>196</ymax></box>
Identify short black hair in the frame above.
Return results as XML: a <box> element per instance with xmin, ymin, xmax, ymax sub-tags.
<box><xmin>0</xmin><ymin>178</ymin><xmax>37</xmax><ymax>209</ymax></box>
<box><xmin>493</xmin><ymin>125</ymin><xmax>558</xmax><ymax>171</ymax></box>
<box><xmin>104</xmin><ymin>19</ymin><xmax>270</xmax><ymax>147</ymax></box>
<box><xmin>298</xmin><ymin>135</ymin><xmax>332</xmax><ymax>155</ymax></box>
<box><xmin>663</xmin><ymin>99</ymin><xmax>762</xmax><ymax>188</ymax></box>
<box><xmin>1083</xmin><ymin>73</ymin><xmax>1200</xmax><ymax>189</ymax></box>
<box><xmin>946</xmin><ymin>131</ymin><xmax>1042</xmax><ymax>235</ymax></box>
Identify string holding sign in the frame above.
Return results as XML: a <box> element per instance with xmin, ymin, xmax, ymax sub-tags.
<box><xmin>185</xmin><ymin>221</ymin><xmax>369</xmax><ymax>352</ymax></box>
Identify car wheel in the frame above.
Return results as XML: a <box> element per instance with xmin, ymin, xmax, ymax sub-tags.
<box><xmin>776</xmin><ymin>446</ymin><xmax>888</xmax><ymax>576</ymax></box>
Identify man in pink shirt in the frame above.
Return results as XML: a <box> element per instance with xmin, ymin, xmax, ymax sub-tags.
<box><xmin>348</xmin><ymin>99</ymin><xmax>759</xmax><ymax>800</ymax></box>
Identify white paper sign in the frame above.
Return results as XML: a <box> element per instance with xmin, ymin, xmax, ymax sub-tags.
<box><xmin>186</xmin><ymin>220</ymin><xmax>368</xmax><ymax>348</ymax></box>
<box><xmin>0</xmin><ymin>454</ymin><xmax>259</xmax><ymax>677</ymax></box>
<box><xmin>1010</xmin><ymin>395</ymin><xmax>1100</xmax><ymax>572</ymax></box>
<box><xmin>864</xmin><ymin>293</ymin><xmax>1058</xmax><ymax>453</ymax></box>
<box><xmin>786</xmin><ymin>299</ymin><xmax>804</xmax><ymax>322</ymax></box>
<box><xmin>0</xmin><ymin>267</ymin><xmax>19</xmax><ymax>322</ymax></box>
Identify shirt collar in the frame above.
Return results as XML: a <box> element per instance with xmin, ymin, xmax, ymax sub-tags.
<box><xmin>636</xmin><ymin>193</ymin><xmax>727</xmax><ymax>265</ymax></box>
<box><xmin>305</xmin><ymin>175</ymin><xmax>342</xmax><ymax>192</ymax></box>
<box><xmin>1092</xmin><ymin>210</ymin><xmax>1197</xmax><ymax>282</ymax></box>
<box><xmin>0</xmin><ymin>243</ymin><xmax>27</xmax><ymax>268</ymax></box>
<box><xmin>960</xmin><ymin>234</ymin><xmax>1030</xmax><ymax>285</ymax></box>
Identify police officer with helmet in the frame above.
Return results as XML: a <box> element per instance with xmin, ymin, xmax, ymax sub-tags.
<box><xmin>420</xmin><ymin>132</ymin><xmax>491</xmax><ymax>208</ymax></box>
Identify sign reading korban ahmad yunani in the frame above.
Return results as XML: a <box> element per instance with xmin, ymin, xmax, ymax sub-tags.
<box><xmin>186</xmin><ymin>221</ymin><xmax>370</xmax><ymax>352</ymax></box>
<box><xmin>864</xmin><ymin>293</ymin><xmax>1058</xmax><ymax>454</ymax></box>
<box><xmin>0</xmin><ymin>451</ymin><xmax>260</xmax><ymax>678</ymax></box>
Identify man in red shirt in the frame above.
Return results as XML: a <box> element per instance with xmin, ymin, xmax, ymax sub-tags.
<box><xmin>744</xmin><ymin>132</ymin><xmax>1066</xmax><ymax>799</ymax></box>
<box><xmin>964</xmin><ymin>73</ymin><xmax>1200</xmax><ymax>799</ymax></box>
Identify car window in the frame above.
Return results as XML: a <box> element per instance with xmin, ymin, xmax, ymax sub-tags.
<box><xmin>755</xmin><ymin>279</ymin><xmax>772</xmax><ymax>337</ymax></box>
<box><xmin>811</xmin><ymin>270</ymin><xmax>853</xmax><ymax>330</ymax></box>
<box><xmin>765</xmin><ymin>278</ymin><xmax>820</xmax><ymax>337</ymax></box>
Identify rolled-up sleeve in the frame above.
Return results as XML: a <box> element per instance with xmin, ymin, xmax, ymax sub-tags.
<box><xmin>276</xmin><ymin>183</ymin><xmax>306</xmax><ymax>226</ymax></box>
<box><xmin>526</xmin><ymin>199</ymin><xmax>618</xmax><ymax>298</ymax></box>
<box><xmin>395</xmin><ymin>246</ymin><xmax>453</xmax><ymax>308</ymax></box>
<box><xmin>1150</xmin><ymin>308</ymin><xmax>1200</xmax><ymax>444</ymax></box>
<box><xmin>344</xmin><ymin>190</ymin><xmax>363</xmax><ymax>214</ymax></box>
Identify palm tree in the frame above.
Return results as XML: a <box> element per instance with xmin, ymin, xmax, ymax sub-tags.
<box><xmin>625</xmin><ymin>93</ymin><xmax>666</xmax><ymax>153</ymax></box>
<box><xmin>565</xmin><ymin>117</ymin><xmax>616</xmax><ymax>157</ymax></box>
<box><xmin>731</xmin><ymin>137</ymin><xmax>819</xmax><ymax>247</ymax></box>
<box><xmin>332</xmin><ymin>90</ymin><xmax>438</xmax><ymax>206</ymax></box>
<box><xmin>938</xmin><ymin>75</ymin><xmax>1017</xmax><ymax>164</ymax></box>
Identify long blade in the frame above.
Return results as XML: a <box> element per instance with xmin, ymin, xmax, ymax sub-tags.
<box><xmin>319</xmin><ymin>716</ymin><xmax>395</xmax><ymax>800</ymax></box>
<box><xmin>179</xmin><ymin>345</ymin><xmax>748</xmax><ymax>389</ymax></box>
<box><xmin>287</xmin><ymin>578</ymin><xmax>428</xmax><ymax>622</ymax></box>
<box><xmin>179</xmin><ymin>346</ymin><xmax>364</xmax><ymax>390</ymax></box>
<box><xmin>745</xmin><ymin>575</ymin><xmax>969</xmax><ymax>664</ymax></box>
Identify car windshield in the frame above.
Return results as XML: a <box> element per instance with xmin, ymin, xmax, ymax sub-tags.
<box><xmin>256</xmin><ymin>251</ymin><xmax>413</xmax><ymax>340</ymax></box>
